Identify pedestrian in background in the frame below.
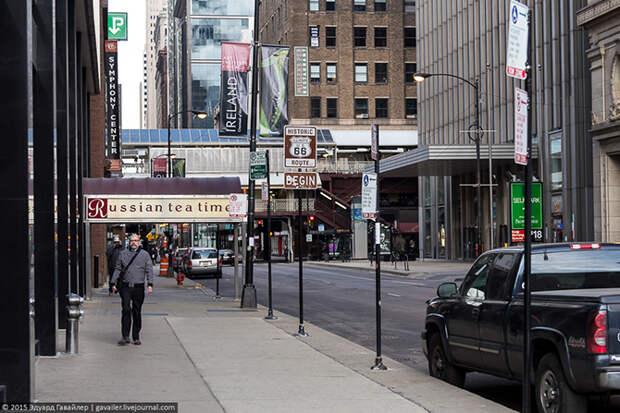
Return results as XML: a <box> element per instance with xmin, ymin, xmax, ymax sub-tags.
<box><xmin>106</xmin><ymin>235</ymin><xmax>124</xmax><ymax>295</ymax></box>
<box><xmin>110</xmin><ymin>234</ymin><xmax>153</xmax><ymax>346</ymax></box>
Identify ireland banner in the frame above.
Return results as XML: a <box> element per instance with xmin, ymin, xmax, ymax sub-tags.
<box><xmin>219</xmin><ymin>42</ymin><xmax>251</xmax><ymax>136</ymax></box>
<box><xmin>260</xmin><ymin>46</ymin><xmax>290</xmax><ymax>137</ymax></box>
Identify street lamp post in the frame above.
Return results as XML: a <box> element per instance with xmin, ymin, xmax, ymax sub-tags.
<box><xmin>414</xmin><ymin>72</ymin><xmax>482</xmax><ymax>257</ymax></box>
<box><xmin>167</xmin><ymin>110</ymin><xmax>208</xmax><ymax>177</ymax></box>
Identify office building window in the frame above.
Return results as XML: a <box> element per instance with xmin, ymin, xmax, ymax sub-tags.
<box><xmin>353</xmin><ymin>0</ymin><xmax>366</xmax><ymax>11</ymax></box>
<box><xmin>551</xmin><ymin>136</ymin><xmax>562</xmax><ymax>191</ymax></box>
<box><xmin>354</xmin><ymin>63</ymin><xmax>368</xmax><ymax>83</ymax></box>
<box><xmin>309</xmin><ymin>26</ymin><xmax>320</xmax><ymax>47</ymax></box>
<box><xmin>354</xmin><ymin>27</ymin><xmax>367</xmax><ymax>47</ymax></box>
<box><xmin>310</xmin><ymin>63</ymin><xmax>321</xmax><ymax>83</ymax></box>
<box><xmin>191</xmin><ymin>18</ymin><xmax>249</xmax><ymax>59</ymax></box>
<box><xmin>326</xmin><ymin>0</ymin><xmax>336</xmax><ymax>11</ymax></box>
<box><xmin>354</xmin><ymin>98</ymin><xmax>368</xmax><ymax>118</ymax></box>
<box><xmin>374</xmin><ymin>27</ymin><xmax>387</xmax><ymax>47</ymax></box>
<box><xmin>309</xmin><ymin>0</ymin><xmax>319</xmax><ymax>11</ymax></box>
<box><xmin>374</xmin><ymin>0</ymin><xmax>386</xmax><ymax>11</ymax></box>
<box><xmin>405</xmin><ymin>62</ymin><xmax>417</xmax><ymax>83</ymax></box>
<box><xmin>310</xmin><ymin>97</ymin><xmax>321</xmax><ymax>118</ymax></box>
<box><xmin>404</xmin><ymin>27</ymin><xmax>416</xmax><ymax>47</ymax></box>
<box><xmin>326</xmin><ymin>63</ymin><xmax>337</xmax><ymax>82</ymax></box>
<box><xmin>404</xmin><ymin>0</ymin><xmax>415</xmax><ymax>12</ymax></box>
<box><xmin>326</xmin><ymin>27</ymin><xmax>336</xmax><ymax>47</ymax></box>
<box><xmin>327</xmin><ymin>98</ymin><xmax>338</xmax><ymax>118</ymax></box>
<box><xmin>375</xmin><ymin>63</ymin><xmax>387</xmax><ymax>83</ymax></box>
<box><xmin>375</xmin><ymin>98</ymin><xmax>388</xmax><ymax>118</ymax></box>
<box><xmin>191</xmin><ymin>1</ymin><xmax>253</xmax><ymax>17</ymax></box>
<box><xmin>405</xmin><ymin>98</ymin><xmax>417</xmax><ymax>118</ymax></box>
<box><xmin>191</xmin><ymin>62</ymin><xmax>220</xmax><ymax>128</ymax></box>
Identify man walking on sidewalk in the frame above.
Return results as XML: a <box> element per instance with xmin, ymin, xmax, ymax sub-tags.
<box><xmin>106</xmin><ymin>235</ymin><xmax>124</xmax><ymax>295</ymax></box>
<box><xmin>111</xmin><ymin>234</ymin><xmax>153</xmax><ymax>346</ymax></box>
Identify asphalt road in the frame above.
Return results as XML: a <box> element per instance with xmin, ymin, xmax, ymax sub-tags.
<box><xmin>194</xmin><ymin>262</ymin><xmax>618</xmax><ymax>412</ymax></box>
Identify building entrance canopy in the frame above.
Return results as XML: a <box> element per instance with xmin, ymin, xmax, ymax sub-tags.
<box><xmin>83</xmin><ymin>177</ymin><xmax>243</xmax><ymax>223</ymax></box>
<box><xmin>371</xmin><ymin>144</ymin><xmax>539</xmax><ymax>177</ymax></box>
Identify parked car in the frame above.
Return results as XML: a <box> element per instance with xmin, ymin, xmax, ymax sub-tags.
<box><xmin>182</xmin><ymin>247</ymin><xmax>221</xmax><ymax>278</ymax></box>
<box><xmin>422</xmin><ymin>243</ymin><xmax>620</xmax><ymax>413</ymax></box>
<box><xmin>172</xmin><ymin>248</ymin><xmax>188</xmax><ymax>273</ymax></box>
<box><xmin>219</xmin><ymin>249</ymin><xmax>235</xmax><ymax>266</ymax></box>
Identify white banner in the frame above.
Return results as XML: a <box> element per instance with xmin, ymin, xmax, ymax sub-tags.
<box><xmin>228</xmin><ymin>193</ymin><xmax>248</xmax><ymax>218</ymax></box>
<box><xmin>506</xmin><ymin>0</ymin><xmax>529</xmax><ymax>79</ymax></box>
<box><xmin>361</xmin><ymin>173</ymin><xmax>377</xmax><ymax>219</ymax></box>
<box><xmin>514</xmin><ymin>87</ymin><xmax>528</xmax><ymax>165</ymax></box>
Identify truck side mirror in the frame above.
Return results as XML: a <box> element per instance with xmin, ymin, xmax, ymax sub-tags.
<box><xmin>437</xmin><ymin>282</ymin><xmax>458</xmax><ymax>298</ymax></box>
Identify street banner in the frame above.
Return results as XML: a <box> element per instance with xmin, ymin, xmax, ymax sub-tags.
<box><xmin>152</xmin><ymin>158</ymin><xmax>166</xmax><ymax>178</ymax></box>
<box><xmin>506</xmin><ymin>0</ymin><xmax>529</xmax><ymax>79</ymax></box>
<box><xmin>294</xmin><ymin>47</ymin><xmax>309</xmax><ymax>97</ymax></box>
<box><xmin>104</xmin><ymin>40</ymin><xmax>121</xmax><ymax>166</ymax></box>
<box><xmin>510</xmin><ymin>182</ymin><xmax>543</xmax><ymax>242</ymax></box>
<box><xmin>228</xmin><ymin>193</ymin><xmax>248</xmax><ymax>218</ymax></box>
<box><xmin>261</xmin><ymin>182</ymin><xmax>269</xmax><ymax>203</ymax></box>
<box><xmin>361</xmin><ymin>173</ymin><xmax>377</xmax><ymax>219</ymax></box>
<box><xmin>284</xmin><ymin>126</ymin><xmax>316</xmax><ymax>168</ymax></box>
<box><xmin>172</xmin><ymin>158</ymin><xmax>186</xmax><ymax>177</ymax></box>
<box><xmin>260</xmin><ymin>45</ymin><xmax>290</xmax><ymax>137</ymax></box>
<box><xmin>219</xmin><ymin>42</ymin><xmax>251</xmax><ymax>136</ymax></box>
<box><xmin>371</xmin><ymin>124</ymin><xmax>379</xmax><ymax>160</ymax></box>
<box><xmin>514</xmin><ymin>87</ymin><xmax>528</xmax><ymax>165</ymax></box>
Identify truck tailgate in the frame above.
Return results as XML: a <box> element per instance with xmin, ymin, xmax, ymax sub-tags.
<box><xmin>608</xmin><ymin>304</ymin><xmax>620</xmax><ymax>357</ymax></box>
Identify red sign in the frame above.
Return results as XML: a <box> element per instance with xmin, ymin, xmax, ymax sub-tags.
<box><xmin>87</xmin><ymin>198</ymin><xmax>108</xmax><ymax>219</ymax></box>
<box><xmin>511</xmin><ymin>229</ymin><xmax>524</xmax><ymax>243</ymax></box>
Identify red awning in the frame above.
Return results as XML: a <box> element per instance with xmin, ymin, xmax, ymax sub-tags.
<box><xmin>82</xmin><ymin>177</ymin><xmax>241</xmax><ymax>195</ymax></box>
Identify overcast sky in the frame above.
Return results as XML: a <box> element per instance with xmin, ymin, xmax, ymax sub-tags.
<box><xmin>108</xmin><ymin>0</ymin><xmax>146</xmax><ymax>129</ymax></box>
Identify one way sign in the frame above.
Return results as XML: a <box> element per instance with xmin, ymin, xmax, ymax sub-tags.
<box><xmin>108</xmin><ymin>12</ymin><xmax>128</xmax><ymax>41</ymax></box>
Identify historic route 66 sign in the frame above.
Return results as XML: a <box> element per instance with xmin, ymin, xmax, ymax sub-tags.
<box><xmin>284</xmin><ymin>126</ymin><xmax>316</xmax><ymax>168</ymax></box>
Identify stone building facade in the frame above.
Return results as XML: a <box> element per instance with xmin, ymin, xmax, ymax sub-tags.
<box><xmin>578</xmin><ymin>0</ymin><xmax>620</xmax><ymax>242</ymax></box>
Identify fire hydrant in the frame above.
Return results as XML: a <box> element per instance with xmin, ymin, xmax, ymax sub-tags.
<box><xmin>176</xmin><ymin>271</ymin><xmax>184</xmax><ymax>286</ymax></box>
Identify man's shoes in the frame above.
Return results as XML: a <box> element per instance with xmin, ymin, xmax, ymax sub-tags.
<box><xmin>118</xmin><ymin>337</ymin><xmax>130</xmax><ymax>346</ymax></box>
<box><xmin>133</xmin><ymin>339</ymin><xmax>141</xmax><ymax>345</ymax></box>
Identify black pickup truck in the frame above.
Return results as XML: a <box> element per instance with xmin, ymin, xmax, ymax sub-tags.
<box><xmin>422</xmin><ymin>243</ymin><xmax>620</xmax><ymax>413</ymax></box>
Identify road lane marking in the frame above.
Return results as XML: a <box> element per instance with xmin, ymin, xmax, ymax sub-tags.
<box><xmin>387</xmin><ymin>293</ymin><xmax>401</xmax><ymax>297</ymax></box>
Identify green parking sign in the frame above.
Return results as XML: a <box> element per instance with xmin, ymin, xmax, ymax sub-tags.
<box><xmin>510</xmin><ymin>182</ymin><xmax>543</xmax><ymax>242</ymax></box>
<box><xmin>108</xmin><ymin>12</ymin><xmax>128</xmax><ymax>41</ymax></box>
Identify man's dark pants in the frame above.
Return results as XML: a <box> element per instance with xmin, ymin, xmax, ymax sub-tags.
<box><xmin>119</xmin><ymin>283</ymin><xmax>145</xmax><ymax>340</ymax></box>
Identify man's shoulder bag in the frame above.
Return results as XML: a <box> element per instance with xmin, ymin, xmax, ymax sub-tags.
<box><xmin>115</xmin><ymin>247</ymin><xmax>141</xmax><ymax>292</ymax></box>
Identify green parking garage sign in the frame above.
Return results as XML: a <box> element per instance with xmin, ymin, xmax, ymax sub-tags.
<box><xmin>108</xmin><ymin>12</ymin><xmax>128</xmax><ymax>41</ymax></box>
<box><xmin>510</xmin><ymin>182</ymin><xmax>543</xmax><ymax>242</ymax></box>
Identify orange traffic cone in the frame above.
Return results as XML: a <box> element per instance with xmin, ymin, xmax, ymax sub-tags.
<box><xmin>159</xmin><ymin>255</ymin><xmax>169</xmax><ymax>277</ymax></box>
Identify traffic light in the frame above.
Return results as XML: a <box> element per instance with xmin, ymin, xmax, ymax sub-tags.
<box><xmin>309</xmin><ymin>215</ymin><xmax>315</xmax><ymax>222</ymax></box>
<box><xmin>257</xmin><ymin>220</ymin><xmax>263</xmax><ymax>225</ymax></box>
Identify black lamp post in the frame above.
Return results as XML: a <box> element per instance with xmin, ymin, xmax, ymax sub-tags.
<box><xmin>414</xmin><ymin>72</ymin><xmax>482</xmax><ymax>257</ymax></box>
<box><xmin>167</xmin><ymin>110</ymin><xmax>208</xmax><ymax>177</ymax></box>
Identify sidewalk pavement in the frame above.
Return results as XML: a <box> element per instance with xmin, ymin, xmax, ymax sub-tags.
<box><xmin>35</xmin><ymin>273</ymin><xmax>514</xmax><ymax>413</ymax></box>
<box><xmin>306</xmin><ymin>259</ymin><xmax>472</xmax><ymax>278</ymax></box>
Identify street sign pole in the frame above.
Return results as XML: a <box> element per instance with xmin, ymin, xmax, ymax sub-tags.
<box><xmin>241</xmin><ymin>0</ymin><xmax>262</xmax><ymax>308</ymax></box>
<box><xmin>265</xmin><ymin>151</ymin><xmax>276</xmax><ymax>320</ymax></box>
<box><xmin>371</xmin><ymin>125</ymin><xmax>386</xmax><ymax>371</ymax></box>
<box><xmin>296</xmin><ymin>183</ymin><xmax>308</xmax><ymax>337</ymax></box>
<box><xmin>522</xmin><ymin>7</ymin><xmax>533</xmax><ymax>413</ymax></box>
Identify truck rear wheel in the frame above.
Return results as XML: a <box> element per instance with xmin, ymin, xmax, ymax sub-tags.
<box><xmin>535</xmin><ymin>353</ymin><xmax>587</xmax><ymax>413</ymax></box>
<box><xmin>428</xmin><ymin>333</ymin><xmax>465</xmax><ymax>387</ymax></box>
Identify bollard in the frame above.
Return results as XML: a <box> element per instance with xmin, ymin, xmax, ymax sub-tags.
<box><xmin>93</xmin><ymin>255</ymin><xmax>100</xmax><ymax>288</ymax></box>
<box><xmin>66</xmin><ymin>293</ymin><xmax>84</xmax><ymax>354</ymax></box>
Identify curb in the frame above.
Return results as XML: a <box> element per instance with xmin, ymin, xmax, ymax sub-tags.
<box><xmin>305</xmin><ymin>261</ymin><xmax>418</xmax><ymax>277</ymax></box>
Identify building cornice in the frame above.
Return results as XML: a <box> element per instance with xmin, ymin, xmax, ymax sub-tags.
<box><xmin>577</xmin><ymin>0</ymin><xmax>620</xmax><ymax>26</ymax></box>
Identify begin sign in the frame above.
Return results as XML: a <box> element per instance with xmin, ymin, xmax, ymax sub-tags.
<box><xmin>284</xmin><ymin>172</ymin><xmax>319</xmax><ymax>189</ymax></box>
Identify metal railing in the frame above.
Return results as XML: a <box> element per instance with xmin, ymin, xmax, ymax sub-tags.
<box><xmin>255</xmin><ymin>199</ymin><xmax>316</xmax><ymax>213</ymax></box>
